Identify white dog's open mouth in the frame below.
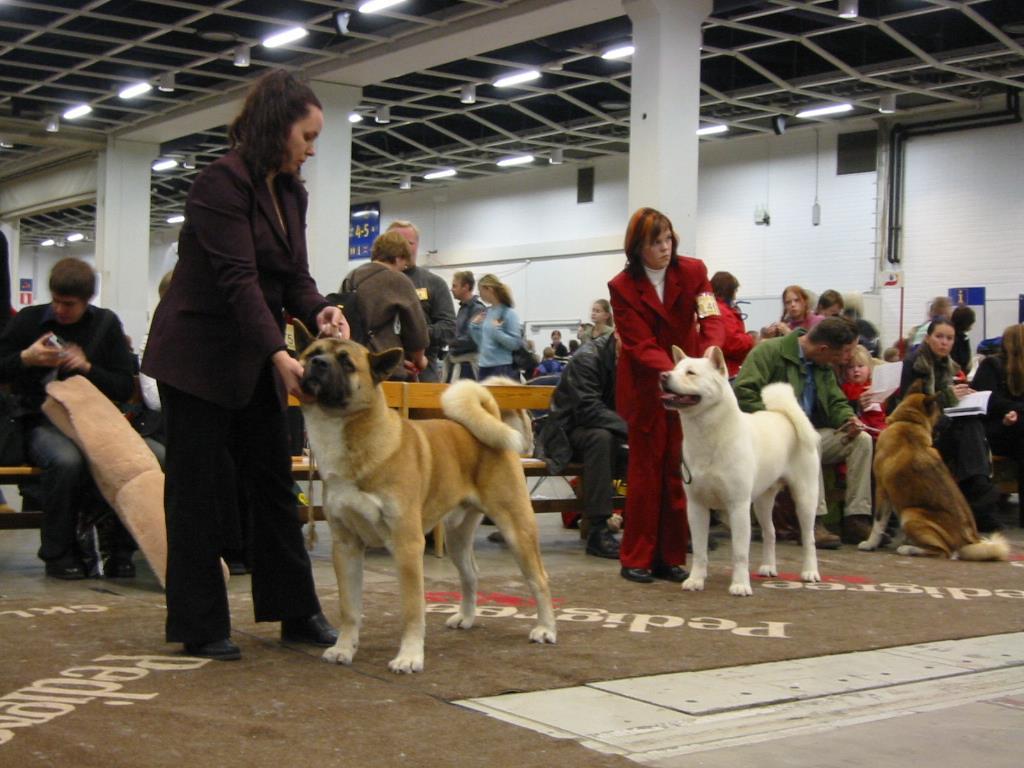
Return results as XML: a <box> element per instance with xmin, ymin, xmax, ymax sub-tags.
<box><xmin>660</xmin><ymin>392</ymin><xmax>701</xmax><ymax>409</ymax></box>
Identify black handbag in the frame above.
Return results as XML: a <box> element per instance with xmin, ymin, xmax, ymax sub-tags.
<box><xmin>0</xmin><ymin>391</ymin><xmax>26</xmax><ymax>465</ymax></box>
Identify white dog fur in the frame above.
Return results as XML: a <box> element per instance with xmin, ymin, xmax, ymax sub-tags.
<box><xmin>661</xmin><ymin>346</ymin><xmax>823</xmax><ymax>595</ymax></box>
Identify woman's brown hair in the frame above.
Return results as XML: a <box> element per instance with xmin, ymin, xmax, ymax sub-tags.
<box><xmin>1001</xmin><ymin>323</ymin><xmax>1024</xmax><ymax>397</ymax></box>
<box><xmin>229</xmin><ymin>69</ymin><xmax>322</xmax><ymax>179</ymax></box>
<box><xmin>623</xmin><ymin>207</ymin><xmax>677</xmax><ymax>279</ymax></box>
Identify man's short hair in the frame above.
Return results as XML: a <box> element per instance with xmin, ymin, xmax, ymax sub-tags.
<box><xmin>807</xmin><ymin>316</ymin><xmax>859</xmax><ymax>348</ymax></box>
<box><xmin>49</xmin><ymin>257</ymin><xmax>96</xmax><ymax>300</ymax></box>
<box><xmin>371</xmin><ymin>230</ymin><xmax>411</xmax><ymax>264</ymax></box>
<box><xmin>386</xmin><ymin>220</ymin><xmax>419</xmax><ymax>236</ymax></box>
<box><xmin>453</xmin><ymin>270</ymin><xmax>475</xmax><ymax>290</ymax></box>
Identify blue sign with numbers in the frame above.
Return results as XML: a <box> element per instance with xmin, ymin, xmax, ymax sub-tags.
<box><xmin>349</xmin><ymin>203</ymin><xmax>380</xmax><ymax>261</ymax></box>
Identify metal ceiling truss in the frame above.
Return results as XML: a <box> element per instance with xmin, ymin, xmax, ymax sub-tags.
<box><xmin>2</xmin><ymin>0</ymin><xmax>1021</xmax><ymax>246</ymax></box>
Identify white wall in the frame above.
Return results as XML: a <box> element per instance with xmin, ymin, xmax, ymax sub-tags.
<box><xmin>898</xmin><ymin>120</ymin><xmax>1024</xmax><ymax>345</ymax></box>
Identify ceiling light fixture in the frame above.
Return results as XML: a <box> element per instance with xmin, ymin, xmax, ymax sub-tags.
<box><xmin>348</xmin><ymin>112</ymin><xmax>363</xmax><ymax>123</ymax></box>
<box><xmin>696</xmin><ymin>124</ymin><xmax>728</xmax><ymax>136</ymax></box>
<box><xmin>333</xmin><ymin>11</ymin><xmax>351</xmax><ymax>34</ymax></box>
<box><xmin>167</xmin><ymin>215</ymin><xmax>185</xmax><ymax>224</ymax></box>
<box><xmin>40</xmin><ymin>239</ymin><xmax>55</xmax><ymax>247</ymax></box>
<box><xmin>795</xmin><ymin>102</ymin><xmax>853</xmax><ymax>119</ymax></box>
<box><xmin>878</xmin><ymin>93</ymin><xmax>897</xmax><ymax>114</ymax></box>
<box><xmin>152</xmin><ymin>157</ymin><xmax>179</xmax><ymax>171</ymax></box>
<box><xmin>233</xmin><ymin>44</ymin><xmax>251</xmax><ymax>67</ymax></box>
<box><xmin>423</xmin><ymin>168</ymin><xmax>456</xmax><ymax>180</ymax></box>
<box><xmin>359</xmin><ymin>0</ymin><xmax>406</xmax><ymax>13</ymax></box>
<box><xmin>158</xmin><ymin>72</ymin><xmax>175</xmax><ymax>92</ymax></box>
<box><xmin>496</xmin><ymin>154</ymin><xmax>534</xmax><ymax>167</ymax></box>
<box><xmin>549</xmin><ymin>148</ymin><xmax>564</xmax><ymax>165</ymax></box>
<box><xmin>601</xmin><ymin>44</ymin><xmax>634</xmax><ymax>60</ymax></box>
<box><xmin>182</xmin><ymin>154</ymin><xmax>197</xmax><ymax>169</ymax></box>
<box><xmin>493</xmin><ymin>70</ymin><xmax>541</xmax><ymax>88</ymax></box>
<box><xmin>43</xmin><ymin>115</ymin><xmax>59</xmax><ymax>133</ymax></box>
<box><xmin>118</xmin><ymin>82</ymin><xmax>152</xmax><ymax>99</ymax></box>
<box><xmin>0</xmin><ymin>141</ymin><xmax>13</xmax><ymax>149</ymax></box>
<box><xmin>66</xmin><ymin>233</ymin><xmax>84</xmax><ymax>243</ymax></box>
<box><xmin>262</xmin><ymin>27</ymin><xmax>307</xmax><ymax>48</ymax></box>
<box><xmin>399</xmin><ymin>175</ymin><xmax>412</xmax><ymax>190</ymax></box>
<box><xmin>460</xmin><ymin>84</ymin><xmax>476</xmax><ymax>104</ymax></box>
<box><xmin>63</xmin><ymin>104</ymin><xmax>92</xmax><ymax>120</ymax></box>
<box><xmin>838</xmin><ymin>0</ymin><xmax>859</xmax><ymax>19</ymax></box>
<box><xmin>374</xmin><ymin>105</ymin><xmax>391</xmax><ymax>124</ymax></box>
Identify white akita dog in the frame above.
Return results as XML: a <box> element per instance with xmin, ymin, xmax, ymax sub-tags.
<box><xmin>660</xmin><ymin>346</ymin><xmax>823</xmax><ymax>595</ymax></box>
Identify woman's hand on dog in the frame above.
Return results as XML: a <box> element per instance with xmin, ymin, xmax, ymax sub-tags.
<box><xmin>316</xmin><ymin>305</ymin><xmax>349</xmax><ymax>339</ymax></box>
<box><xmin>273</xmin><ymin>349</ymin><xmax>311</xmax><ymax>402</ymax></box>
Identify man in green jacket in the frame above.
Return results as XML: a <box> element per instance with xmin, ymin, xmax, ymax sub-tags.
<box><xmin>734</xmin><ymin>317</ymin><xmax>872</xmax><ymax>549</ymax></box>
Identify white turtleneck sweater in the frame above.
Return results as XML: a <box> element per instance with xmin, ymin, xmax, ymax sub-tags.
<box><xmin>643</xmin><ymin>264</ymin><xmax>667</xmax><ymax>302</ymax></box>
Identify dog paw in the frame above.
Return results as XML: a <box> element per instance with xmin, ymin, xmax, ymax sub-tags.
<box><xmin>388</xmin><ymin>653</ymin><xmax>424</xmax><ymax>674</ymax></box>
<box><xmin>729</xmin><ymin>582</ymin><xmax>753</xmax><ymax>597</ymax></box>
<box><xmin>681</xmin><ymin>577</ymin><xmax>705</xmax><ymax>591</ymax></box>
<box><xmin>896</xmin><ymin>545</ymin><xmax>917</xmax><ymax>556</ymax></box>
<box><xmin>445</xmin><ymin>613</ymin><xmax>474</xmax><ymax>630</ymax></box>
<box><xmin>857</xmin><ymin>540</ymin><xmax>876</xmax><ymax>551</ymax></box>
<box><xmin>801</xmin><ymin>570</ymin><xmax>821</xmax><ymax>583</ymax></box>
<box><xmin>322</xmin><ymin>643</ymin><xmax>355</xmax><ymax>665</ymax></box>
<box><xmin>529</xmin><ymin>626</ymin><xmax>557</xmax><ymax>644</ymax></box>
<box><xmin>757</xmin><ymin>564</ymin><xmax>778</xmax><ymax>577</ymax></box>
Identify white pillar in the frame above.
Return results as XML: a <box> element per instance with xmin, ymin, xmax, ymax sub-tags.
<box><xmin>94</xmin><ymin>138</ymin><xmax>158</xmax><ymax>344</ymax></box>
<box><xmin>304</xmin><ymin>80</ymin><xmax>362</xmax><ymax>295</ymax></box>
<box><xmin>624</xmin><ymin>0</ymin><xmax>712</xmax><ymax>255</ymax></box>
<box><xmin>1</xmin><ymin>221</ymin><xmax>19</xmax><ymax>309</ymax></box>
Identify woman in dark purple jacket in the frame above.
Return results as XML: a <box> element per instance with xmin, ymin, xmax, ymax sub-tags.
<box><xmin>143</xmin><ymin>71</ymin><xmax>346</xmax><ymax>661</ymax></box>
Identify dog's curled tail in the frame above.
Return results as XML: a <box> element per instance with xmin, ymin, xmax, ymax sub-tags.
<box><xmin>958</xmin><ymin>533</ymin><xmax>1011</xmax><ymax>562</ymax></box>
<box><xmin>762</xmin><ymin>382</ymin><xmax>820</xmax><ymax>452</ymax></box>
<box><xmin>441</xmin><ymin>380</ymin><xmax>524</xmax><ymax>453</ymax></box>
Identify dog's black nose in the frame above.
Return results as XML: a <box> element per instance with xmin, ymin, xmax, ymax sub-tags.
<box><xmin>310</xmin><ymin>356</ymin><xmax>328</xmax><ymax>370</ymax></box>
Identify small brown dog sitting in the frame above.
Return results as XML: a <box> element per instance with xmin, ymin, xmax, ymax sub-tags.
<box><xmin>858</xmin><ymin>383</ymin><xmax>1009</xmax><ymax>560</ymax></box>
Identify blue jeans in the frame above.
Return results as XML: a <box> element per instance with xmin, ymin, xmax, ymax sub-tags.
<box><xmin>27</xmin><ymin>422</ymin><xmax>95</xmax><ymax>563</ymax></box>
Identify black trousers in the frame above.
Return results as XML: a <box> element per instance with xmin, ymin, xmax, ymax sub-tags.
<box><xmin>569</xmin><ymin>426</ymin><xmax>627</xmax><ymax>524</ymax></box>
<box><xmin>160</xmin><ymin>368</ymin><xmax>321</xmax><ymax>645</ymax></box>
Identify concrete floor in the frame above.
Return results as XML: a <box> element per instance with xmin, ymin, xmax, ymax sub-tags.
<box><xmin>2</xmin><ymin>484</ymin><xmax>1022</xmax><ymax>767</ymax></box>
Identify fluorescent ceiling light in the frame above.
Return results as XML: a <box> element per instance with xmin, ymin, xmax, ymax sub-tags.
<box><xmin>496</xmin><ymin>154</ymin><xmax>534</xmax><ymax>167</ymax></box>
<box><xmin>493</xmin><ymin>70</ymin><xmax>541</xmax><ymax>88</ymax></box>
<box><xmin>348</xmin><ymin>112</ymin><xmax>363</xmax><ymax>123</ymax></box>
<box><xmin>796</xmin><ymin>103</ymin><xmax>854</xmax><ymax>118</ymax></box>
<box><xmin>262</xmin><ymin>27</ymin><xmax>307</xmax><ymax>48</ymax></box>
<box><xmin>63</xmin><ymin>104</ymin><xmax>92</xmax><ymax>120</ymax></box>
<box><xmin>40</xmin><ymin>239</ymin><xmax>56</xmax><ymax>247</ymax></box>
<box><xmin>166</xmin><ymin>215</ymin><xmax>185</xmax><ymax>224</ymax></box>
<box><xmin>374</xmin><ymin>105</ymin><xmax>390</xmax><ymax>124</ymax></box>
<box><xmin>44</xmin><ymin>115</ymin><xmax>59</xmax><ymax>133</ymax></box>
<box><xmin>352</xmin><ymin>209</ymin><xmax>378</xmax><ymax>218</ymax></box>
<box><xmin>359</xmin><ymin>0</ymin><xmax>406</xmax><ymax>13</ymax></box>
<box><xmin>601</xmin><ymin>44</ymin><xmax>634</xmax><ymax>60</ymax></box>
<box><xmin>152</xmin><ymin>157</ymin><xmax>179</xmax><ymax>171</ymax></box>
<box><xmin>118</xmin><ymin>82</ymin><xmax>152</xmax><ymax>99</ymax></box>
<box><xmin>66</xmin><ymin>233</ymin><xmax>84</xmax><ymax>243</ymax></box>
<box><xmin>423</xmin><ymin>168</ymin><xmax>456</xmax><ymax>180</ymax></box>
<box><xmin>696</xmin><ymin>124</ymin><xmax>728</xmax><ymax>136</ymax></box>
<box><xmin>0</xmin><ymin>141</ymin><xmax>13</xmax><ymax>149</ymax></box>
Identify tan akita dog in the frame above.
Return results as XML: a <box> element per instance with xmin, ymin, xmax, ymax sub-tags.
<box><xmin>294</xmin><ymin>329</ymin><xmax>556</xmax><ymax>673</ymax></box>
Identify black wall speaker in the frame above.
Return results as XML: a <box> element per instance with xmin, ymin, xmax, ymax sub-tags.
<box><xmin>771</xmin><ymin>115</ymin><xmax>787</xmax><ymax>135</ymax></box>
<box><xmin>577</xmin><ymin>166</ymin><xmax>595</xmax><ymax>204</ymax></box>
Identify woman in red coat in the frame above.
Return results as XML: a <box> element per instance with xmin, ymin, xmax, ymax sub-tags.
<box><xmin>711</xmin><ymin>270</ymin><xmax>754</xmax><ymax>379</ymax></box>
<box><xmin>609</xmin><ymin>208</ymin><xmax>725</xmax><ymax>583</ymax></box>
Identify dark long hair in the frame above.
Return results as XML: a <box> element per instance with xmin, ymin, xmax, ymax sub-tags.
<box><xmin>623</xmin><ymin>207</ymin><xmax>677</xmax><ymax>279</ymax></box>
<box><xmin>229</xmin><ymin>70</ymin><xmax>321</xmax><ymax>179</ymax></box>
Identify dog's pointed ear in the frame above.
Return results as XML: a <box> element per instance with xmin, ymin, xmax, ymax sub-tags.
<box><xmin>292</xmin><ymin>319</ymin><xmax>316</xmax><ymax>356</ymax></box>
<box><xmin>907</xmin><ymin>379</ymin><xmax>925</xmax><ymax>396</ymax></box>
<box><xmin>672</xmin><ymin>345</ymin><xmax>686</xmax><ymax>363</ymax></box>
<box><xmin>705</xmin><ymin>345</ymin><xmax>728</xmax><ymax>377</ymax></box>
<box><xmin>369</xmin><ymin>347</ymin><xmax>404</xmax><ymax>384</ymax></box>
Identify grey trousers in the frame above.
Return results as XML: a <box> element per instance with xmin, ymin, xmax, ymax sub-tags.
<box><xmin>816</xmin><ymin>428</ymin><xmax>873</xmax><ymax>518</ymax></box>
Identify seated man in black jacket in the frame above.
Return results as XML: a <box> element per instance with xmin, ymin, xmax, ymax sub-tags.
<box><xmin>535</xmin><ymin>332</ymin><xmax>626</xmax><ymax>558</ymax></box>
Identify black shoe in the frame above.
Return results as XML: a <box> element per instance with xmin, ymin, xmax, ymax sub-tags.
<box><xmin>620</xmin><ymin>567</ymin><xmax>654</xmax><ymax>584</ymax></box>
<box><xmin>184</xmin><ymin>638</ymin><xmax>241</xmax><ymax>661</ymax></box>
<box><xmin>585</xmin><ymin>527</ymin><xmax>620</xmax><ymax>559</ymax></box>
<box><xmin>102</xmin><ymin>557</ymin><xmax>136</xmax><ymax>579</ymax></box>
<box><xmin>281</xmin><ymin>612</ymin><xmax>338</xmax><ymax>646</ymax></box>
<box><xmin>652</xmin><ymin>564</ymin><xmax>689</xmax><ymax>583</ymax></box>
<box><xmin>45</xmin><ymin>557</ymin><xmax>86</xmax><ymax>580</ymax></box>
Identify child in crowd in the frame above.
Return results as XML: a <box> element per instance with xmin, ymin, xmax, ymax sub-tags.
<box><xmin>840</xmin><ymin>344</ymin><xmax>887</xmax><ymax>437</ymax></box>
<box><xmin>534</xmin><ymin>347</ymin><xmax>566</xmax><ymax>377</ymax></box>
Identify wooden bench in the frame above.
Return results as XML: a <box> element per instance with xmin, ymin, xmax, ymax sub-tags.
<box><xmin>0</xmin><ymin>466</ymin><xmax>43</xmax><ymax>530</ymax></box>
